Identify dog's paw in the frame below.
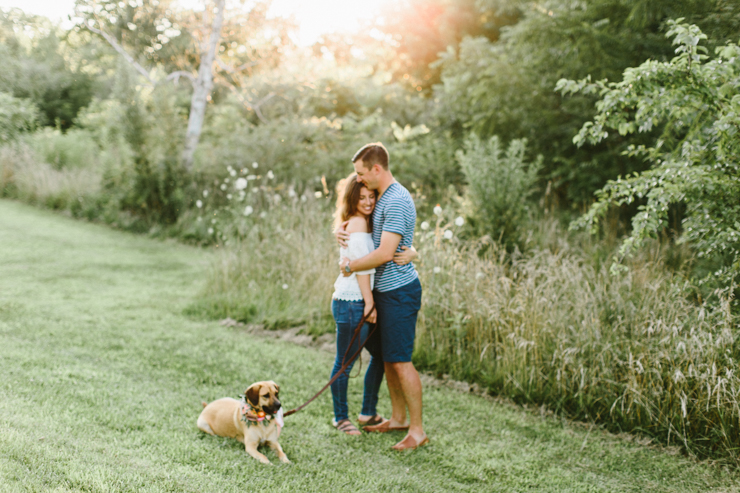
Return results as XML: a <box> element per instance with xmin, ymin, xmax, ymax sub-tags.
<box><xmin>259</xmin><ymin>457</ymin><xmax>271</xmax><ymax>465</ymax></box>
<box><xmin>279</xmin><ymin>456</ymin><xmax>291</xmax><ymax>464</ymax></box>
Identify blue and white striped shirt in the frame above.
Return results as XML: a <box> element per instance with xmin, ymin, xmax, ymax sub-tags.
<box><xmin>371</xmin><ymin>182</ymin><xmax>418</xmax><ymax>292</ymax></box>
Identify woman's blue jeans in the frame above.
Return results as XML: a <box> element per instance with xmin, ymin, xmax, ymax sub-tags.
<box><xmin>330</xmin><ymin>299</ymin><xmax>385</xmax><ymax>422</ymax></box>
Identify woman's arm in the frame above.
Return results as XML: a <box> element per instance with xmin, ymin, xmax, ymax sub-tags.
<box><xmin>393</xmin><ymin>245</ymin><xmax>418</xmax><ymax>265</ymax></box>
<box><xmin>356</xmin><ymin>274</ymin><xmax>376</xmax><ymax>323</ymax></box>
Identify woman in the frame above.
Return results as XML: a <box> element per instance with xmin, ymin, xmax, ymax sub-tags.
<box><xmin>329</xmin><ymin>173</ymin><xmax>417</xmax><ymax>435</ymax></box>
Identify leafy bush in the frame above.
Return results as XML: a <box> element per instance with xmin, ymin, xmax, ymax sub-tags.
<box><xmin>456</xmin><ymin>134</ymin><xmax>541</xmax><ymax>246</ymax></box>
<box><xmin>558</xmin><ymin>20</ymin><xmax>740</xmax><ymax>295</ymax></box>
<box><xmin>0</xmin><ymin>92</ymin><xmax>38</xmax><ymax>143</ymax></box>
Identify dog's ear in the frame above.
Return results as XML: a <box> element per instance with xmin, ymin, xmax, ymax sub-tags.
<box><xmin>246</xmin><ymin>384</ymin><xmax>260</xmax><ymax>406</ymax></box>
<box><xmin>269</xmin><ymin>381</ymin><xmax>280</xmax><ymax>394</ymax></box>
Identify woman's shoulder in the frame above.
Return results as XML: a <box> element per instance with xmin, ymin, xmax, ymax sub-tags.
<box><xmin>345</xmin><ymin>216</ymin><xmax>369</xmax><ymax>234</ymax></box>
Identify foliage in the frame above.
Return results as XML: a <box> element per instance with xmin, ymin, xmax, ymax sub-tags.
<box><xmin>0</xmin><ymin>92</ymin><xmax>38</xmax><ymax>143</ymax></box>
<box><xmin>455</xmin><ymin>134</ymin><xmax>541</xmax><ymax>246</ymax></box>
<box><xmin>434</xmin><ymin>0</ymin><xmax>740</xmax><ymax>204</ymax></box>
<box><xmin>559</xmin><ymin>20</ymin><xmax>740</xmax><ymax>293</ymax></box>
<box><xmin>0</xmin><ymin>9</ymin><xmax>95</xmax><ymax>129</ymax></box>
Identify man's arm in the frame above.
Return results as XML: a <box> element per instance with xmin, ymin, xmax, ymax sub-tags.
<box><xmin>340</xmin><ymin>231</ymin><xmax>401</xmax><ymax>276</ymax></box>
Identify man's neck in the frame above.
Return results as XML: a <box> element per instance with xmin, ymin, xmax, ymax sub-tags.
<box><xmin>376</xmin><ymin>172</ymin><xmax>395</xmax><ymax>197</ymax></box>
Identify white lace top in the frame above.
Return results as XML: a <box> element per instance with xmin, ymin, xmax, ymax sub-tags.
<box><xmin>332</xmin><ymin>232</ymin><xmax>376</xmax><ymax>301</ymax></box>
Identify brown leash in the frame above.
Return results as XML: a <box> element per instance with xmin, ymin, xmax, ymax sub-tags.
<box><xmin>283</xmin><ymin>305</ymin><xmax>377</xmax><ymax>417</ymax></box>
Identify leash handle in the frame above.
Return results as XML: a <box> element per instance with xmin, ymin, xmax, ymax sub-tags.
<box><xmin>283</xmin><ymin>304</ymin><xmax>376</xmax><ymax>417</ymax></box>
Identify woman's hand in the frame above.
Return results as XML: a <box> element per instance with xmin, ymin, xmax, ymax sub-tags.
<box><xmin>334</xmin><ymin>221</ymin><xmax>350</xmax><ymax>248</ymax></box>
<box><xmin>363</xmin><ymin>303</ymin><xmax>376</xmax><ymax>324</ymax></box>
<box><xmin>393</xmin><ymin>245</ymin><xmax>418</xmax><ymax>266</ymax></box>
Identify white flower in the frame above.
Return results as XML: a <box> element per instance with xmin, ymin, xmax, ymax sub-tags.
<box><xmin>230</xmin><ymin>170</ymin><xmax>237</xmax><ymax>177</ymax></box>
<box><xmin>220</xmin><ymin>184</ymin><xmax>227</xmax><ymax>191</ymax></box>
<box><xmin>252</xmin><ymin>162</ymin><xmax>259</xmax><ymax>168</ymax></box>
<box><xmin>444</xmin><ymin>230</ymin><xmax>453</xmax><ymax>240</ymax></box>
<box><xmin>455</xmin><ymin>216</ymin><xmax>464</xmax><ymax>227</ymax></box>
<box><xmin>211</xmin><ymin>218</ymin><xmax>217</xmax><ymax>224</ymax></box>
<box><xmin>260</xmin><ymin>211</ymin><xmax>268</xmax><ymax>218</ymax></box>
<box><xmin>196</xmin><ymin>200</ymin><xmax>203</xmax><ymax>208</ymax></box>
<box><xmin>420</xmin><ymin>221</ymin><xmax>430</xmax><ymax>230</ymax></box>
<box><xmin>267</xmin><ymin>170</ymin><xmax>275</xmax><ymax>180</ymax></box>
<box><xmin>247</xmin><ymin>174</ymin><xmax>257</xmax><ymax>180</ymax></box>
<box><xmin>243</xmin><ymin>205</ymin><xmax>254</xmax><ymax>216</ymax></box>
<box><xmin>207</xmin><ymin>227</ymin><xmax>214</xmax><ymax>234</ymax></box>
<box><xmin>288</xmin><ymin>187</ymin><xmax>296</xmax><ymax>198</ymax></box>
<box><xmin>235</xmin><ymin>177</ymin><xmax>248</xmax><ymax>190</ymax></box>
<box><xmin>433</xmin><ymin>205</ymin><xmax>443</xmax><ymax>216</ymax></box>
<box><xmin>224</xmin><ymin>178</ymin><xmax>229</xmax><ymax>183</ymax></box>
<box><xmin>226</xmin><ymin>194</ymin><xmax>232</xmax><ymax>200</ymax></box>
<box><xmin>197</xmin><ymin>216</ymin><xmax>202</xmax><ymax>222</ymax></box>
<box><xmin>433</xmin><ymin>266</ymin><xmax>441</xmax><ymax>274</ymax></box>
<box><xmin>476</xmin><ymin>272</ymin><xmax>484</xmax><ymax>279</ymax></box>
<box><xmin>273</xmin><ymin>194</ymin><xmax>282</xmax><ymax>203</ymax></box>
<box><xmin>301</xmin><ymin>195</ymin><xmax>307</xmax><ymax>202</ymax></box>
<box><xmin>314</xmin><ymin>191</ymin><xmax>323</xmax><ymax>198</ymax></box>
<box><xmin>282</xmin><ymin>283</ymin><xmax>288</xmax><ymax>290</ymax></box>
<box><xmin>203</xmin><ymin>190</ymin><xmax>209</xmax><ymax>197</ymax></box>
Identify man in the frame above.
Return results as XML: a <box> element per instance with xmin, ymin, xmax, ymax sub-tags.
<box><xmin>337</xmin><ymin>142</ymin><xmax>428</xmax><ymax>451</ymax></box>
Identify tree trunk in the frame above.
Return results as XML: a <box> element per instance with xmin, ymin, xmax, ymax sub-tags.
<box><xmin>181</xmin><ymin>0</ymin><xmax>225</xmax><ymax>173</ymax></box>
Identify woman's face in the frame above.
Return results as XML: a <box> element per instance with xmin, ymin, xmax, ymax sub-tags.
<box><xmin>357</xmin><ymin>187</ymin><xmax>376</xmax><ymax>217</ymax></box>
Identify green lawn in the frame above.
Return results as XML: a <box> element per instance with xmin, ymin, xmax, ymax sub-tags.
<box><xmin>0</xmin><ymin>199</ymin><xmax>738</xmax><ymax>493</ymax></box>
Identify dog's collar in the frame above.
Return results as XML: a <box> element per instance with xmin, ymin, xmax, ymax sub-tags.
<box><xmin>240</xmin><ymin>397</ymin><xmax>274</xmax><ymax>425</ymax></box>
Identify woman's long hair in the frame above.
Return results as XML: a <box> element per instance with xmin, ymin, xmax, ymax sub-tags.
<box><xmin>333</xmin><ymin>173</ymin><xmax>374</xmax><ymax>232</ymax></box>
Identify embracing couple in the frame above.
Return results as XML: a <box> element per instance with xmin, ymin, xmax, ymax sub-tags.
<box><xmin>329</xmin><ymin>142</ymin><xmax>428</xmax><ymax>451</ymax></box>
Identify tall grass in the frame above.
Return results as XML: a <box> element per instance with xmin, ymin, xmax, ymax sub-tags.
<box><xmin>194</xmin><ymin>201</ymin><xmax>739</xmax><ymax>463</ymax></box>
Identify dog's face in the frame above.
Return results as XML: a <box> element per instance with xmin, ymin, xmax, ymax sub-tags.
<box><xmin>245</xmin><ymin>381</ymin><xmax>281</xmax><ymax>415</ymax></box>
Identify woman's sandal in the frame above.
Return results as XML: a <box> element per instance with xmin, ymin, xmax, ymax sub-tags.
<box><xmin>363</xmin><ymin>419</ymin><xmax>410</xmax><ymax>433</ymax></box>
<box><xmin>334</xmin><ymin>419</ymin><xmax>361</xmax><ymax>436</ymax></box>
<box><xmin>358</xmin><ymin>414</ymin><xmax>385</xmax><ymax>427</ymax></box>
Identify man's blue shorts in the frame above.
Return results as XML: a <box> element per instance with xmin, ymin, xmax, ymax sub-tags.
<box><xmin>374</xmin><ymin>277</ymin><xmax>422</xmax><ymax>363</ymax></box>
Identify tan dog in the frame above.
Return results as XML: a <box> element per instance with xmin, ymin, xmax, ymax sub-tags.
<box><xmin>197</xmin><ymin>381</ymin><xmax>289</xmax><ymax>464</ymax></box>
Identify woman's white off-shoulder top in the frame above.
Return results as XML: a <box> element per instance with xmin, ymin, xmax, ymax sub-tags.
<box><xmin>332</xmin><ymin>232</ymin><xmax>376</xmax><ymax>301</ymax></box>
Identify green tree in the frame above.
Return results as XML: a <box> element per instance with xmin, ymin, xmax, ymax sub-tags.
<box><xmin>558</xmin><ymin>20</ymin><xmax>740</xmax><ymax>293</ymax></box>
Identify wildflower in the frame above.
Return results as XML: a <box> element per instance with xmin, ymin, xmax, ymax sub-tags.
<box><xmin>267</xmin><ymin>170</ymin><xmax>275</xmax><ymax>180</ymax></box>
<box><xmin>203</xmin><ymin>190</ymin><xmax>209</xmax><ymax>197</ymax></box>
<box><xmin>244</xmin><ymin>206</ymin><xmax>254</xmax><ymax>216</ymax></box>
<box><xmin>433</xmin><ymin>205</ymin><xmax>442</xmax><ymax>216</ymax></box>
<box><xmin>315</xmin><ymin>191</ymin><xmax>323</xmax><ymax>198</ymax></box>
<box><xmin>235</xmin><ymin>178</ymin><xmax>248</xmax><ymax>190</ymax></box>
<box><xmin>288</xmin><ymin>187</ymin><xmax>296</xmax><ymax>198</ymax></box>
<box><xmin>476</xmin><ymin>272</ymin><xmax>484</xmax><ymax>279</ymax></box>
<box><xmin>455</xmin><ymin>216</ymin><xmax>464</xmax><ymax>227</ymax></box>
<box><xmin>444</xmin><ymin>230</ymin><xmax>453</xmax><ymax>240</ymax></box>
<box><xmin>247</xmin><ymin>174</ymin><xmax>257</xmax><ymax>180</ymax></box>
<box><xmin>224</xmin><ymin>178</ymin><xmax>230</xmax><ymax>183</ymax></box>
<box><xmin>197</xmin><ymin>216</ymin><xmax>202</xmax><ymax>222</ymax></box>
<box><xmin>226</xmin><ymin>194</ymin><xmax>232</xmax><ymax>200</ymax></box>
<box><xmin>433</xmin><ymin>266</ymin><xmax>441</xmax><ymax>274</ymax></box>
<box><xmin>211</xmin><ymin>218</ymin><xmax>217</xmax><ymax>224</ymax></box>
<box><xmin>420</xmin><ymin>221</ymin><xmax>430</xmax><ymax>230</ymax></box>
<box><xmin>220</xmin><ymin>184</ymin><xmax>227</xmax><ymax>191</ymax></box>
<box><xmin>230</xmin><ymin>170</ymin><xmax>237</xmax><ymax>177</ymax></box>
<box><xmin>196</xmin><ymin>200</ymin><xmax>203</xmax><ymax>208</ymax></box>
<box><xmin>207</xmin><ymin>227</ymin><xmax>214</xmax><ymax>234</ymax></box>
<box><xmin>274</xmin><ymin>194</ymin><xmax>282</xmax><ymax>203</ymax></box>
<box><xmin>260</xmin><ymin>211</ymin><xmax>267</xmax><ymax>218</ymax></box>
<box><xmin>301</xmin><ymin>195</ymin><xmax>307</xmax><ymax>202</ymax></box>
<box><xmin>252</xmin><ymin>162</ymin><xmax>259</xmax><ymax>168</ymax></box>
<box><xmin>282</xmin><ymin>284</ymin><xmax>288</xmax><ymax>290</ymax></box>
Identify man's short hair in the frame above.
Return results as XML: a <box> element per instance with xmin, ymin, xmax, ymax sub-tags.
<box><xmin>352</xmin><ymin>142</ymin><xmax>389</xmax><ymax>170</ymax></box>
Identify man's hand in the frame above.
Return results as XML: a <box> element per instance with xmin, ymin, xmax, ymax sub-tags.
<box><xmin>334</xmin><ymin>220</ymin><xmax>350</xmax><ymax>248</ymax></box>
<box><xmin>363</xmin><ymin>303</ymin><xmax>376</xmax><ymax>324</ymax></box>
<box><xmin>340</xmin><ymin>257</ymin><xmax>351</xmax><ymax>277</ymax></box>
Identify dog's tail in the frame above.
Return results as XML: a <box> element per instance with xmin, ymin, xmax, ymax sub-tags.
<box><xmin>201</xmin><ymin>401</ymin><xmax>208</xmax><ymax>408</ymax></box>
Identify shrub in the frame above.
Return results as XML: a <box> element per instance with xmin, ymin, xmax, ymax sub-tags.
<box><xmin>456</xmin><ymin>134</ymin><xmax>541</xmax><ymax>246</ymax></box>
<box><xmin>0</xmin><ymin>92</ymin><xmax>38</xmax><ymax>143</ymax></box>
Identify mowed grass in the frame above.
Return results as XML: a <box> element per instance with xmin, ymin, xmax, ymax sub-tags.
<box><xmin>0</xmin><ymin>200</ymin><xmax>738</xmax><ymax>493</ymax></box>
